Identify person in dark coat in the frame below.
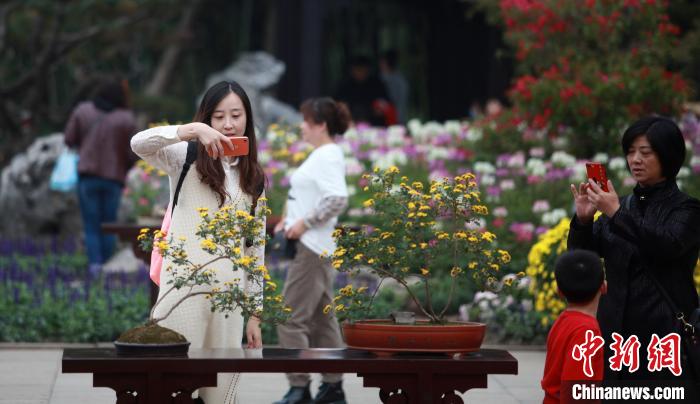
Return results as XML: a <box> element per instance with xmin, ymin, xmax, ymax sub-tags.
<box><xmin>334</xmin><ymin>55</ymin><xmax>391</xmax><ymax>126</ymax></box>
<box><xmin>568</xmin><ymin>116</ymin><xmax>700</xmax><ymax>384</ymax></box>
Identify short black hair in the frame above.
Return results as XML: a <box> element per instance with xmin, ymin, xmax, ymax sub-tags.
<box><xmin>621</xmin><ymin>116</ymin><xmax>686</xmax><ymax>180</ymax></box>
<box><xmin>350</xmin><ymin>55</ymin><xmax>372</xmax><ymax>68</ymax></box>
<box><xmin>381</xmin><ymin>49</ymin><xmax>399</xmax><ymax>69</ymax></box>
<box><xmin>555</xmin><ymin>250</ymin><xmax>604</xmax><ymax>304</ymax></box>
<box><xmin>93</xmin><ymin>79</ymin><xmax>127</xmax><ymax>111</ymax></box>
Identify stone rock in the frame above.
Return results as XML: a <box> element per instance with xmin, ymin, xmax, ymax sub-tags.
<box><xmin>103</xmin><ymin>247</ymin><xmax>145</xmax><ymax>273</ymax></box>
<box><xmin>202</xmin><ymin>51</ymin><xmax>302</xmax><ymax>130</ymax></box>
<box><xmin>0</xmin><ymin>134</ymin><xmax>82</xmax><ymax>239</ymax></box>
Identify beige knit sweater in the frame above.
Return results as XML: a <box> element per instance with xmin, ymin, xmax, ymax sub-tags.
<box><xmin>131</xmin><ymin>125</ymin><xmax>264</xmax><ymax>403</ymax></box>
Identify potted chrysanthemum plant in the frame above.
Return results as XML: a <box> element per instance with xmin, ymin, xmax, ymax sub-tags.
<box><xmin>115</xmin><ymin>197</ymin><xmax>290</xmax><ymax>356</ymax></box>
<box><xmin>327</xmin><ymin>167</ymin><xmax>522</xmax><ymax>354</ymax></box>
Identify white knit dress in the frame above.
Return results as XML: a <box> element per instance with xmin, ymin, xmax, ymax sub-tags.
<box><xmin>131</xmin><ymin>125</ymin><xmax>264</xmax><ymax>404</ymax></box>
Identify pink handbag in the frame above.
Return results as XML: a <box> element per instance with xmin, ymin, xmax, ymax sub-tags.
<box><xmin>149</xmin><ymin>203</ymin><xmax>172</xmax><ymax>286</ymax></box>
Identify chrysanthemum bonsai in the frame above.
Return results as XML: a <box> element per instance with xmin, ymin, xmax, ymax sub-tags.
<box><xmin>328</xmin><ymin>167</ymin><xmax>522</xmax><ymax>330</ymax></box>
<box><xmin>118</xmin><ymin>197</ymin><xmax>290</xmax><ymax>346</ymax></box>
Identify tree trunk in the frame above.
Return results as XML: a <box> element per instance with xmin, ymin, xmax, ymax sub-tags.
<box><xmin>136</xmin><ymin>0</ymin><xmax>205</xmax><ymax>129</ymax></box>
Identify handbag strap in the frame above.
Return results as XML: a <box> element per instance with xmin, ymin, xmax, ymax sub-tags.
<box><xmin>625</xmin><ymin>195</ymin><xmax>697</xmax><ymax>337</ymax></box>
<box><xmin>171</xmin><ymin>141</ymin><xmax>198</xmax><ymax>216</ymax></box>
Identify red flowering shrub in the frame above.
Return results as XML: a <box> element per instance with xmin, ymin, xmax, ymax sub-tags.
<box><xmin>494</xmin><ymin>0</ymin><xmax>690</xmax><ymax>156</ymax></box>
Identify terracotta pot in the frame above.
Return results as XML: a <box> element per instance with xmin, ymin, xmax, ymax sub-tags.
<box><xmin>342</xmin><ymin>319</ymin><xmax>486</xmax><ymax>355</ymax></box>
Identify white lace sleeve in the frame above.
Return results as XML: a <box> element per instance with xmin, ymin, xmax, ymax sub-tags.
<box><xmin>130</xmin><ymin>125</ymin><xmax>187</xmax><ymax>176</ymax></box>
<box><xmin>244</xmin><ymin>190</ymin><xmax>266</xmax><ymax>312</ymax></box>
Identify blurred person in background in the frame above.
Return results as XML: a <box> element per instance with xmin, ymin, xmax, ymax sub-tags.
<box><xmin>379</xmin><ymin>49</ymin><xmax>409</xmax><ymax>124</ymax></box>
<box><xmin>64</xmin><ymin>78</ymin><xmax>138</xmax><ymax>273</ymax></box>
<box><xmin>335</xmin><ymin>55</ymin><xmax>391</xmax><ymax>126</ymax></box>
<box><xmin>274</xmin><ymin>97</ymin><xmax>351</xmax><ymax>404</ymax></box>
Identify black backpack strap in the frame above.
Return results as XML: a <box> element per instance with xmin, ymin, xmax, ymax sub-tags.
<box><xmin>249</xmin><ymin>180</ymin><xmax>265</xmax><ymax>216</ymax></box>
<box><xmin>245</xmin><ymin>179</ymin><xmax>266</xmax><ymax>248</ymax></box>
<box><xmin>171</xmin><ymin>141</ymin><xmax>198</xmax><ymax>216</ymax></box>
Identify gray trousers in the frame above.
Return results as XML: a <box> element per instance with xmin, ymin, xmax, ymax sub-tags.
<box><xmin>277</xmin><ymin>242</ymin><xmax>344</xmax><ymax>387</ymax></box>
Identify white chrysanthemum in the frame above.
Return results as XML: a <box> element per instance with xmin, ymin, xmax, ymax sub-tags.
<box><xmin>444</xmin><ymin>120</ymin><xmax>461</xmax><ymax>136</ymax></box>
<box><xmin>427</xmin><ymin>147</ymin><xmax>450</xmax><ymax>162</ymax></box>
<box><xmin>677</xmin><ymin>167</ymin><xmax>690</xmax><ymax>179</ymax></box>
<box><xmin>258</xmin><ymin>150</ymin><xmax>271</xmax><ymax>165</ymax></box>
<box><xmin>372</xmin><ymin>150</ymin><xmax>408</xmax><ymax>170</ymax></box>
<box><xmin>345</xmin><ymin>158</ymin><xmax>364</xmax><ymax>176</ymax></box>
<box><xmin>343</xmin><ymin>127</ymin><xmax>359</xmax><ymax>141</ymax></box>
<box><xmin>542</xmin><ymin>208</ymin><xmax>568</xmax><ymax>226</ymax></box>
<box><xmin>346</xmin><ymin>185</ymin><xmax>356</xmax><ymax>196</ymax></box>
<box><xmin>493</xmin><ymin>206</ymin><xmax>508</xmax><ymax>217</ymax></box>
<box><xmin>592</xmin><ymin>152</ymin><xmax>609</xmax><ymax>164</ymax></box>
<box><xmin>473</xmin><ymin>161</ymin><xmax>496</xmax><ymax>174</ymax></box>
<box><xmin>507</xmin><ymin>152</ymin><xmax>526</xmax><ymax>168</ymax></box>
<box><xmin>609</xmin><ymin>157</ymin><xmax>627</xmax><ymax>171</ymax></box>
<box><xmin>570</xmin><ymin>163</ymin><xmax>588</xmax><ymax>183</ymax></box>
<box><xmin>465</xmin><ymin>217</ymin><xmax>486</xmax><ymax>230</ymax></box>
<box><xmin>500</xmin><ymin>179</ymin><xmax>515</xmax><ymax>190</ymax></box>
<box><xmin>386</xmin><ymin>125</ymin><xmax>406</xmax><ymax>147</ymax></box>
<box><xmin>339</xmin><ymin>141</ymin><xmax>353</xmax><ymax>155</ymax></box>
<box><xmin>407</xmin><ymin>119</ymin><xmax>422</xmax><ymax>137</ymax></box>
<box><xmin>466</xmin><ymin>127</ymin><xmax>483</xmax><ymax>141</ymax></box>
<box><xmin>690</xmin><ymin>155</ymin><xmax>700</xmax><ymax>167</ymax></box>
<box><xmin>480</xmin><ymin>174</ymin><xmax>496</xmax><ymax>186</ymax></box>
<box><xmin>551</xmin><ymin>151</ymin><xmax>576</xmax><ymax>168</ymax></box>
<box><xmin>526</xmin><ymin>158</ymin><xmax>546</xmax><ymax>176</ymax></box>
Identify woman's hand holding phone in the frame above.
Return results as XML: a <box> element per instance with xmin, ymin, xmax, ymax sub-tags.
<box><xmin>176</xmin><ymin>123</ymin><xmax>233</xmax><ymax>159</ymax></box>
<box><xmin>586</xmin><ymin>179</ymin><xmax>620</xmax><ymax>218</ymax></box>
<box><xmin>570</xmin><ymin>182</ymin><xmax>597</xmax><ymax>224</ymax></box>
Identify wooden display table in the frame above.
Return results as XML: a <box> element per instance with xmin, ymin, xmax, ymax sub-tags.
<box><xmin>62</xmin><ymin>347</ymin><xmax>518</xmax><ymax>403</ymax></box>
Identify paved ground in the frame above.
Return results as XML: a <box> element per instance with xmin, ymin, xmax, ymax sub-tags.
<box><xmin>0</xmin><ymin>345</ymin><xmax>545</xmax><ymax>404</ymax></box>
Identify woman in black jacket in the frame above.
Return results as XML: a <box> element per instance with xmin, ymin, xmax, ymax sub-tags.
<box><xmin>568</xmin><ymin>116</ymin><xmax>700</xmax><ymax>383</ymax></box>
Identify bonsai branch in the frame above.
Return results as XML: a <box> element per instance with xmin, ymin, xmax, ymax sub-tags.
<box><xmin>149</xmin><ymin>255</ymin><xmax>227</xmax><ymax>321</ymax></box>
<box><xmin>151</xmin><ymin>290</ymin><xmax>231</xmax><ymax>324</ymax></box>
<box><xmin>371</xmin><ymin>265</ymin><xmax>433</xmax><ymax>320</ymax></box>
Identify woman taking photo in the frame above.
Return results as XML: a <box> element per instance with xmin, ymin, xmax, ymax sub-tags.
<box><xmin>568</xmin><ymin>116</ymin><xmax>700</xmax><ymax>385</ymax></box>
<box><xmin>131</xmin><ymin>81</ymin><xmax>266</xmax><ymax>404</ymax></box>
<box><xmin>274</xmin><ymin>97</ymin><xmax>351</xmax><ymax>404</ymax></box>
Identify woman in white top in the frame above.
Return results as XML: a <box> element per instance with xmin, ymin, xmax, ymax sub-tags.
<box><xmin>274</xmin><ymin>97</ymin><xmax>351</xmax><ymax>404</ymax></box>
<box><xmin>131</xmin><ymin>81</ymin><xmax>266</xmax><ymax>404</ymax></box>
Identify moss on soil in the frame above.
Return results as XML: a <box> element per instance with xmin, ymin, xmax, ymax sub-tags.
<box><xmin>117</xmin><ymin>323</ymin><xmax>187</xmax><ymax>344</ymax></box>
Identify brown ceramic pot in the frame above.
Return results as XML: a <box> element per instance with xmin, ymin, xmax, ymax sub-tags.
<box><xmin>342</xmin><ymin>319</ymin><xmax>486</xmax><ymax>355</ymax></box>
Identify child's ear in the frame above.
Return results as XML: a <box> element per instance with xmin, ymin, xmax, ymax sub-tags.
<box><xmin>600</xmin><ymin>280</ymin><xmax>608</xmax><ymax>295</ymax></box>
<box><xmin>557</xmin><ymin>288</ymin><xmax>565</xmax><ymax>299</ymax></box>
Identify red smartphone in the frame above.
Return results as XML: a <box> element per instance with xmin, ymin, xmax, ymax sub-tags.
<box><xmin>208</xmin><ymin>136</ymin><xmax>249</xmax><ymax>157</ymax></box>
<box><xmin>586</xmin><ymin>162</ymin><xmax>609</xmax><ymax>192</ymax></box>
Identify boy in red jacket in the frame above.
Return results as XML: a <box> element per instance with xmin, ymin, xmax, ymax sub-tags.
<box><xmin>541</xmin><ymin>249</ymin><xmax>607</xmax><ymax>403</ymax></box>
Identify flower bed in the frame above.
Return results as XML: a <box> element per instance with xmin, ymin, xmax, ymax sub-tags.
<box><xmin>0</xmin><ymin>238</ymin><xmax>150</xmax><ymax>342</ymax></box>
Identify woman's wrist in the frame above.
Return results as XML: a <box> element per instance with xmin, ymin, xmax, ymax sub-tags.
<box><xmin>176</xmin><ymin>122</ymin><xmax>203</xmax><ymax>141</ymax></box>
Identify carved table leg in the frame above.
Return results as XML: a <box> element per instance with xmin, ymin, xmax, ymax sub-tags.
<box><xmin>358</xmin><ymin>372</ymin><xmax>488</xmax><ymax>404</ymax></box>
<box><xmin>359</xmin><ymin>373</ymin><xmax>418</xmax><ymax>403</ymax></box>
<box><xmin>94</xmin><ymin>372</ymin><xmax>218</xmax><ymax>404</ymax></box>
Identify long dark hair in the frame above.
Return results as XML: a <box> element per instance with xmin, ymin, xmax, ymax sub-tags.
<box><xmin>193</xmin><ymin>81</ymin><xmax>266</xmax><ymax>206</ymax></box>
